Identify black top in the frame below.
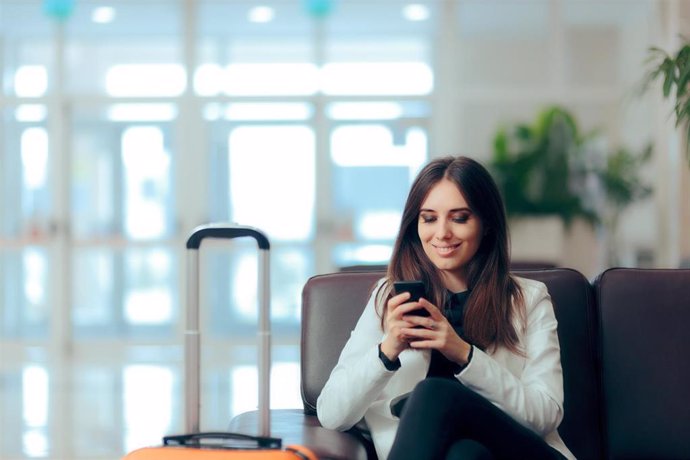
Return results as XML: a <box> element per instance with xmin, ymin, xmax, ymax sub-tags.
<box><xmin>426</xmin><ymin>290</ymin><xmax>471</xmax><ymax>378</ymax></box>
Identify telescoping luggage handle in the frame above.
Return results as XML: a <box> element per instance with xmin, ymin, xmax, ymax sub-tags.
<box><xmin>185</xmin><ymin>224</ymin><xmax>271</xmax><ymax>437</ymax></box>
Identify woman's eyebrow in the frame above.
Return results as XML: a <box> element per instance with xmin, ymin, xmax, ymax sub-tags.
<box><xmin>419</xmin><ymin>207</ymin><xmax>472</xmax><ymax>213</ymax></box>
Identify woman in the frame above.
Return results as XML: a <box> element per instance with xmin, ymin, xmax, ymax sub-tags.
<box><xmin>317</xmin><ymin>156</ymin><xmax>574</xmax><ymax>460</ymax></box>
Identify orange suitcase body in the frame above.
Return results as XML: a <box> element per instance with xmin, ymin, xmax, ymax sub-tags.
<box><xmin>125</xmin><ymin>433</ymin><xmax>317</xmax><ymax>460</ymax></box>
<box><xmin>122</xmin><ymin>225</ymin><xmax>317</xmax><ymax>460</ymax></box>
<box><xmin>126</xmin><ymin>449</ymin><xmax>316</xmax><ymax>460</ymax></box>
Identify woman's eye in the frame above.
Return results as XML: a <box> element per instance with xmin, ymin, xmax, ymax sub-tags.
<box><xmin>420</xmin><ymin>215</ymin><xmax>436</xmax><ymax>223</ymax></box>
<box><xmin>453</xmin><ymin>215</ymin><xmax>470</xmax><ymax>223</ymax></box>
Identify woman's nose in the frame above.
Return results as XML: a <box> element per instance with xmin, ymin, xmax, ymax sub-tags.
<box><xmin>435</xmin><ymin>220</ymin><xmax>452</xmax><ymax>239</ymax></box>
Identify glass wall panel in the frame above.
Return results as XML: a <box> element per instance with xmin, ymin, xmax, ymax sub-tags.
<box><xmin>0</xmin><ymin>247</ymin><xmax>50</xmax><ymax>339</ymax></box>
<box><xmin>73</xmin><ymin>246</ymin><xmax>179</xmax><ymax>339</ymax></box>
<box><xmin>21</xmin><ymin>365</ymin><xmax>50</xmax><ymax>457</ymax></box>
<box><xmin>64</xmin><ymin>2</ymin><xmax>182</xmax><ymax>96</ymax></box>
<box><xmin>321</xmin><ymin>62</ymin><xmax>433</xmax><ymax>95</ymax></box>
<box><xmin>72</xmin><ymin>366</ymin><xmax>121</xmax><ymax>457</ymax></box>
<box><xmin>203</xmin><ymin>242</ymin><xmax>312</xmax><ymax>337</ymax></box>
<box><xmin>123</xmin><ymin>247</ymin><xmax>178</xmax><ymax>337</ymax></box>
<box><xmin>327</xmin><ymin>1</ymin><xmax>437</xmax><ymax>41</ymax></box>
<box><xmin>71</xmin><ymin>119</ymin><xmax>118</xmax><ymax>239</ymax></box>
<box><xmin>122</xmin><ymin>365</ymin><xmax>174</xmax><ymax>453</ymax></box>
<box><xmin>0</xmin><ymin>365</ymin><xmax>22</xmax><ymax>457</ymax></box>
<box><xmin>329</xmin><ymin>122</ymin><xmax>427</xmax><ymax>268</ymax></box>
<box><xmin>196</xmin><ymin>0</ymin><xmax>317</xmax><ymax>105</ymax></box>
<box><xmin>0</xmin><ymin>1</ymin><xmax>53</xmax><ymax>97</ymax></box>
<box><xmin>0</xmin><ymin>346</ymin><xmax>52</xmax><ymax>457</ymax></box>
<box><xmin>72</xmin><ymin>248</ymin><xmax>116</xmax><ymax>337</ymax></box>
<box><xmin>200</xmin><ymin>345</ymin><xmax>301</xmax><ymax>429</ymax></box>
<box><xmin>72</xmin><ymin>106</ymin><xmax>176</xmax><ymax>239</ymax></box>
<box><xmin>121</xmin><ymin>126</ymin><xmax>174</xmax><ymax>241</ymax></box>
<box><xmin>1</xmin><ymin>109</ymin><xmax>51</xmax><ymax>237</ymax></box>
<box><xmin>228</xmin><ymin>125</ymin><xmax>315</xmax><ymax>241</ymax></box>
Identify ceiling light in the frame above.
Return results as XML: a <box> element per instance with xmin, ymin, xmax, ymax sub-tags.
<box><xmin>248</xmin><ymin>6</ymin><xmax>275</xmax><ymax>23</ymax></box>
<box><xmin>403</xmin><ymin>4</ymin><xmax>430</xmax><ymax>22</ymax></box>
<box><xmin>92</xmin><ymin>6</ymin><xmax>116</xmax><ymax>24</ymax></box>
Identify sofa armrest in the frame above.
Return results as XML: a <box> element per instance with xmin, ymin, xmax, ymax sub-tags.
<box><xmin>227</xmin><ymin>409</ymin><xmax>372</xmax><ymax>460</ymax></box>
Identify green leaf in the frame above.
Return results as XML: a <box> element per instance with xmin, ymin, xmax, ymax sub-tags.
<box><xmin>493</xmin><ymin>129</ymin><xmax>508</xmax><ymax>160</ymax></box>
<box><xmin>663</xmin><ymin>65</ymin><xmax>675</xmax><ymax>97</ymax></box>
<box><xmin>643</xmin><ymin>42</ymin><xmax>690</xmax><ymax>167</ymax></box>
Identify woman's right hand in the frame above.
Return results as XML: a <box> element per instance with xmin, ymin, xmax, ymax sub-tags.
<box><xmin>380</xmin><ymin>292</ymin><xmax>422</xmax><ymax>360</ymax></box>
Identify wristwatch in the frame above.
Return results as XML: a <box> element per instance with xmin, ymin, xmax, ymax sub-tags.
<box><xmin>378</xmin><ymin>343</ymin><xmax>401</xmax><ymax>371</ymax></box>
<box><xmin>453</xmin><ymin>344</ymin><xmax>474</xmax><ymax>375</ymax></box>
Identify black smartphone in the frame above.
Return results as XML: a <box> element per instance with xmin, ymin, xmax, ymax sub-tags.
<box><xmin>393</xmin><ymin>280</ymin><xmax>430</xmax><ymax>317</ymax></box>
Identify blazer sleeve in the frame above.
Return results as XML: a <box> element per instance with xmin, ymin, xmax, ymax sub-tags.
<box><xmin>316</xmin><ymin>280</ymin><xmax>397</xmax><ymax>431</ymax></box>
<box><xmin>457</xmin><ymin>280</ymin><xmax>565</xmax><ymax>436</ymax></box>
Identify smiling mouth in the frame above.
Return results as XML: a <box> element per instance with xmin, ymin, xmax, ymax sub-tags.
<box><xmin>432</xmin><ymin>243</ymin><xmax>460</xmax><ymax>255</ymax></box>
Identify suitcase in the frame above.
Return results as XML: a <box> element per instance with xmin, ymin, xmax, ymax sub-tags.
<box><xmin>123</xmin><ymin>224</ymin><xmax>317</xmax><ymax>460</ymax></box>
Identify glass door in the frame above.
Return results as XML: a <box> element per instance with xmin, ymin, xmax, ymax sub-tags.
<box><xmin>326</xmin><ymin>102</ymin><xmax>430</xmax><ymax>269</ymax></box>
<box><xmin>200</xmin><ymin>110</ymin><xmax>316</xmax><ymax>428</ymax></box>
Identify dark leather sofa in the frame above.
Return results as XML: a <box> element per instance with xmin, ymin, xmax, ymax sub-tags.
<box><xmin>229</xmin><ymin>268</ymin><xmax>690</xmax><ymax>459</ymax></box>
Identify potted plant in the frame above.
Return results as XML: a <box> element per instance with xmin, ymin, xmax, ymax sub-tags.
<box><xmin>591</xmin><ymin>145</ymin><xmax>653</xmax><ymax>265</ymax></box>
<box><xmin>642</xmin><ymin>42</ymin><xmax>690</xmax><ymax>268</ymax></box>
<box><xmin>490</xmin><ymin>106</ymin><xmax>599</xmax><ymax>265</ymax></box>
<box><xmin>491</xmin><ymin>106</ymin><xmax>598</xmax><ymax>226</ymax></box>
<box><xmin>643</xmin><ymin>42</ymin><xmax>690</xmax><ymax>164</ymax></box>
<box><xmin>490</xmin><ymin>106</ymin><xmax>653</xmax><ymax>267</ymax></box>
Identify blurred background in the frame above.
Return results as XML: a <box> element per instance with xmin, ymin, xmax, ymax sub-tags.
<box><xmin>1</xmin><ymin>0</ymin><xmax>689</xmax><ymax>458</ymax></box>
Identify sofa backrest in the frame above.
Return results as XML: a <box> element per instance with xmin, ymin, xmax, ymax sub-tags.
<box><xmin>518</xmin><ymin>268</ymin><xmax>602</xmax><ymax>460</ymax></box>
<box><xmin>300</xmin><ymin>268</ymin><xmax>603</xmax><ymax>459</ymax></box>
<box><xmin>595</xmin><ymin>268</ymin><xmax>690</xmax><ymax>460</ymax></box>
<box><xmin>301</xmin><ymin>271</ymin><xmax>382</xmax><ymax>415</ymax></box>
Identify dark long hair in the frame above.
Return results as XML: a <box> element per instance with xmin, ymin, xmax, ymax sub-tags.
<box><xmin>379</xmin><ymin>156</ymin><xmax>524</xmax><ymax>353</ymax></box>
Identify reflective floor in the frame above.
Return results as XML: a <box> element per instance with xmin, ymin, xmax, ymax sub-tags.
<box><xmin>0</xmin><ymin>343</ymin><xmax>302</xmax><ymax>460</ymax></box>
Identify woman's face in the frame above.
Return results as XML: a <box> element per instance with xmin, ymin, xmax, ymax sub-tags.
<box><xmin>417</xmin><ymin>178</ymin><xmax>483</xmax><ymax>292</ymax></box>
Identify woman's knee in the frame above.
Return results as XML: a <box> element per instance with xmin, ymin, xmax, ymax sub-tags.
<box><xmin>399</xmin><ymin>378</ymin><xmax>464</xmax><ymax>422</ymax></box>
<box><xmin>406</xmin><ymin>377</ymin><xmax>492</xmax><ymax>425</ymax></box>
<box><xmin>411</xmin><ymin>377</ymin><xmax>477</xmax><ymax>406</ymax></box>
<box><xmin>410</xmin><ymin>377</ymin><xmax>461</xmax><ymax>400</ymax></box>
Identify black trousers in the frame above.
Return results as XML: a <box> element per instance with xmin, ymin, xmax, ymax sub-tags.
<box><xmin>387</xmin><ymin>378</ymin><xmax>566</xmax><ymax>460</ymax></box>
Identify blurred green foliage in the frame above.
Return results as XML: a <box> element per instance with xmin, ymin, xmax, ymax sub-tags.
<box><xmin>490</xmin><ymin>106</ymin><xmax>652</xmax><ymax>228</ymax></box>
<box><xmin>598</xmin><ymin>145</ymin><xmax>653</xmax><ymax>211</ymax></box>
<box><xmin>490</xmin><ymin>106</ymin><xmax>597</xmax><ymax>226</ymax></box>
<box><xmin>644</xmin><ymin>43</ymin><xmax>690</xmax><ymax>165</ymax></box>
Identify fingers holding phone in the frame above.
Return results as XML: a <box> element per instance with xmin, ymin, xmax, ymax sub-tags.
<box><xmin>393</xmin><ymin>280</ymin><xmax>433</xmax><ymax>320</ymax></box>
<box><xmin>383</xmin><ymin>284</ymin><xmax>423</xmax><ymax>356</ymax></box>
<box><xmin>392</xmin><ymin>281</ymin><xmax>447</xmax><ymax>340</ymax></box>
<box><xmin>388</xmin><ymin>281</ymin><xmax>469</xmax><ymax>361</ymax></box>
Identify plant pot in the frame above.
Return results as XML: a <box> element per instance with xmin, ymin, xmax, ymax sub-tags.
<box><xmin>510</xmin><ymin>215</ymin><xmax>601</xmax><ymax>277</ymax></box>
<box><xmin>509</xmin><ymin>216</ymin><xmax>565</xmax><ymax>267</ymax></box>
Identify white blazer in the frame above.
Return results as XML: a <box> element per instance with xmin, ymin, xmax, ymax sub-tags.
<box><xmin>317</xmin><ymin>276</ymin><xmax>575</xmax><ymax>460</ymax></box>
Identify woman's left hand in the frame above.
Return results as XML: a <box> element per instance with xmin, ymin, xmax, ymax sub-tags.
<box><xmin>402</xmin><ymin>298</ymin><xmax>472</xmax><ymax>366</ymax></box>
